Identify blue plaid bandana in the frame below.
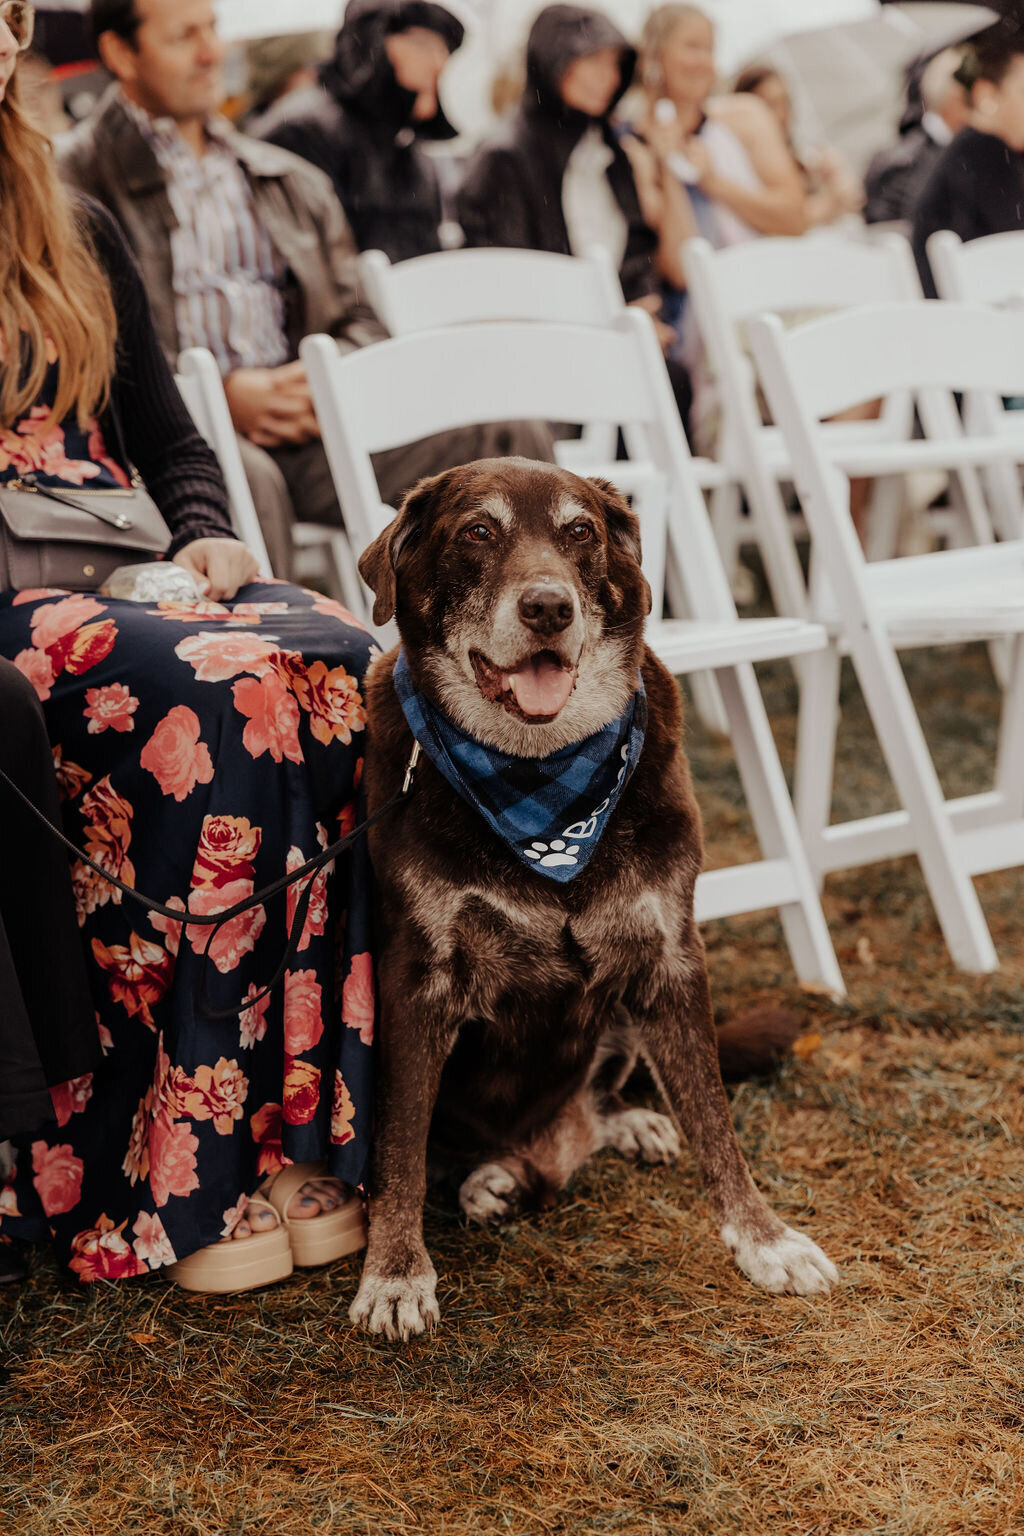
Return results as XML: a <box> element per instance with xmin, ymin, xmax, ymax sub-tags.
<box><xmin>393</xmin><ymin>650</ymin><xmax>647</xmax><ymax>883</ymax></box>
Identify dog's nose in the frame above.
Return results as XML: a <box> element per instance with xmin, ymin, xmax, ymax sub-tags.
<box><xmin>517</xmin><ymin>583</ymin><xmax>575</xmax><ymax>635</ymax></box>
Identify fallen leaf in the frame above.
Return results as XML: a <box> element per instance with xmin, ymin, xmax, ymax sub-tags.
<box><xmin>791</xmin><ymin>1032</ymin><xmax>823</xmax><ymax>1058</ymax></box>
<box><xmin>130</xmin><ymin>1333</ymin><xmax>158</xmax><ymax>1346</ymax></box>
<box><xmin>856</xmin><ymin>936</ymin><xmax>876</xmax><ymax>970</ymax></box>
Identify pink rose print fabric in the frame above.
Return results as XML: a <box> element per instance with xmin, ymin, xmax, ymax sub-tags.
<box><xmin>0</xmin><ymin>581</ymin><xmax>375</xmax><ymax>1280</ymax></box>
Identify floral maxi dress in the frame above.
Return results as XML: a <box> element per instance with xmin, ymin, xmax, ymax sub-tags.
<box><xmin>0</xmin><ymin>562</ymin><xmax>378</xmax><ymax>1279</ymax></box>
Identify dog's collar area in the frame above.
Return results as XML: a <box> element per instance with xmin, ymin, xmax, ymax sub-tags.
<box><xmin>392</xmin><ymin>648</ymin><xmax>647</xmax><ymax>884</ymax></box>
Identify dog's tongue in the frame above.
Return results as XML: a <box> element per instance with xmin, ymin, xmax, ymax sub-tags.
<box><xmin>506</xmin><ymin>656</ymin><xmax>574</xmax><ymax>718</ymax></box>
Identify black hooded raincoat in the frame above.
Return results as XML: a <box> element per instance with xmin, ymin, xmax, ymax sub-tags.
<box><xmin>256</xmin><ymin>0</ymin><xmax>465</xmax><ymax>263</ymax></box>
<box><xmin>456</xmin><ymin>4</ymin><xmax>658</xmax><ymax>303</ymax></box>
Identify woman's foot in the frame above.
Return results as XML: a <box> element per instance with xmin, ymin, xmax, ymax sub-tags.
<box><xmin>226</xmin><ymin>1176</ymin><xmax>350</xmax><ymax>1241</ymax></box>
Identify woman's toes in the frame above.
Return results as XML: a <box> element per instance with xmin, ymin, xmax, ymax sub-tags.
<box><xmin>230</xmin><ymin>1218</ymin><xmax>252</xmax><ymax>1241</ymax></box>
<box><xmin>288</xmin><ymin>1192</ymin><xmax>324</xmax><ymax>1222</ymax></box>
<box><xmin>248</xmin><ymin>1207</ymin><xmax>277</xmax><ymax>1234</ymax></box>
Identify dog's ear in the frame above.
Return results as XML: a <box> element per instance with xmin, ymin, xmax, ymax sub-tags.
<box><xmin>587</xmin><ymin>476</ymin><xmax>652</xmax><ymax>616</ymax></box>
<box><xmin>358</xmin><ymin>471</ymin><xmax>446</xmax><ymax>627</ymax></box>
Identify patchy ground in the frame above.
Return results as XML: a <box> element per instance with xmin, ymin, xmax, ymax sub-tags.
<box><xmin>2</xmin><ymin>641</ymin><xmax>1023</xmax><ymax>1536</ymax></box>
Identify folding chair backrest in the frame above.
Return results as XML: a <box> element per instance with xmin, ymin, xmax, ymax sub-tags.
<box><xmin>748</xmin><ymin>303</ymin><xmax>1024</xmax><ymax>596</ymax></box>
<box><xmin>752</xmin><ymin>302</ymin><xmax>1024</xmax><ymax>424</ymax></box>
<box><xmin>175</xmin><ymin>347</ymin><xmax>273</xmax><ymax>577</ymax></box>
<box><xmin>300</xmin><ymin>309</ymin><xmax>737</xmax><ymax>627</ymax></box>
<box><xmin>358</xmin><ymin>246</ymin><xmax>624</xmax><ymax>334</ymax></box>
<box><xmin>686</xmin><ymin>231</ymin><xmax>921</xmax><ymax>324</ymax></box>
<box><xmin>927</xmin><ymin>229</ymin><xmax>1024</xmax><ymax>305</ymax></box>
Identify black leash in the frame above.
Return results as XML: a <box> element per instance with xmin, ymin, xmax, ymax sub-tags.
<box><xmin>0</xmin><ymin>742</ymin><xmax>421</xmax><ymax>1019</ymax></box>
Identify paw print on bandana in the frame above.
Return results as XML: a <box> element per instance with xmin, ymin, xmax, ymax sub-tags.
<box><xmin>523</xmin><ymin>839</ymin><xmax>581</xmax><ymax>868</ymax></box>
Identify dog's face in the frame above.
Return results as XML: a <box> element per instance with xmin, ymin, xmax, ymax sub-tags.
<box><xmin>360</xmin><ymin>457</ymin><xmax>652</xmax><ymax>755</ymax></box>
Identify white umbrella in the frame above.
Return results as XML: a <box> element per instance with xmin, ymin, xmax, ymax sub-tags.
<box><xmin>760</xmin><ymin>2</ymin><xmax>998</xmax><ymax>168</ymax></box>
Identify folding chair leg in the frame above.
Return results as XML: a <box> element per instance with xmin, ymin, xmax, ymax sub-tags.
<box><xmin>994</xmin><ymin>635</ymin><xmax>1024</xmax><ymax>820</ymax></box>
<box><xmin>664</xmin><ymin>541</ymin><xmax>730</xmax><ymax>737</ymax></box>
<box><xmin>741</xmin><ymin>460</ymin><xmax>810</xmax><ymax>619</ymax></box>
<box><xmin>715</xmin><ymin>662</ymin><xmax>845</xmax><ymax>996</ymax></box>
<box><xmin>849</xmin><ymin>628</ymin><xmax>998</xmax><ymax>973</ymax></box>
<box><xmin>710</xmin><ymin>481</ymin><xmax>744</xmax><ymax>583</ymax></box>
<box><xmin>864</xmin><ymin>476</ymin><xmax>903</xmax><ymax>563</ymax></box>
<box><xmin>794</xmin><ymin>644</ymin><xmax>841</xmax><ymax>889</ymax></box>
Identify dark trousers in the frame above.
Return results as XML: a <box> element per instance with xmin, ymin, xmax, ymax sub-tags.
<box><xmin>0</xmin><ymin>661</ymin><xmax>98</xmax><ymax>1140</ymax></box>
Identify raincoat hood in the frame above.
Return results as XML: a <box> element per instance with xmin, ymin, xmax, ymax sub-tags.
<box><xmin>523</xmin><ymin>4</ymin><xmax>636</xmax><ymax>126</ymax></box>
<box><xmin>320</xmin><ymin>0</ymin><xmax>465</xmax><ymax>139</ymax></box>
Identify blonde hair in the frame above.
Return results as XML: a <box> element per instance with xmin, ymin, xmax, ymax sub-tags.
<box><xmin>640</xmin><ymin>4</ymin><xmax>712</xmax><ymax>93</ymax></box>
<box><xmin>0</xmin><ymin>70</ymin><xmax>117</xmax><ymax>429</ymax></box>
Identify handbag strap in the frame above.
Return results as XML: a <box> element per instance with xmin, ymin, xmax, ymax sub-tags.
<box><xmin>10</xmin><ymin>476</ymin><xmax>137</xmax><ymax>531</ymax></box>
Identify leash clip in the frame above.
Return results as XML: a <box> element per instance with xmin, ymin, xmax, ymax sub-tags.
<box><xmin>401</xmin><ymin>740</ymin><xmax>422</xmax><ymax>796</ymax></box>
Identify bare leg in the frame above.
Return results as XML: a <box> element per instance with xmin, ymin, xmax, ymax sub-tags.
<box><xmin>640</xmin><ymin>946</ymin><xmax>837</xmax><ymax>1296</ymax></box>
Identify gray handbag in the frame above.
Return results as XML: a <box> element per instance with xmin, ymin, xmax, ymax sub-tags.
<box><xmin>0</xmin><ymin>472</ymin><xmax>171</xmax><ymax>593</ymax></box>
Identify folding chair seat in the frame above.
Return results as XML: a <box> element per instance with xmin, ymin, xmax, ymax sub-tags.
<box><xmin>301</xmin><ymin>308</ymin><xmax>844</xmax><ymax>993</ymax></box>
<box><xmin>750</xmin><ymin>300</ymin><xmax>1024</xmax><ymax>974</ymax></box>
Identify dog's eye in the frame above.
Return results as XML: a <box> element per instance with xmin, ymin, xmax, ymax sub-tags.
<box><xmin>568</xmin><ymin>521</ymin><xmax>594</xmax><ymax>543</ymax></box>
<box><xmin>464</xmin><ymin>523</ymin><xmax>493</xmax><ymax>544</ymax></box>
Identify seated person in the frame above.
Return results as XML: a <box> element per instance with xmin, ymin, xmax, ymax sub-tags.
<box><xmin>256</xmin><ymin>0</ymin><xmax>464</xmax><ymax>264</ymax></box>
<box><xmin>457</xmin><ymin>4</ymin><xmax>696</xmax><ymax>424</ymax></box>
<box><xmin>635</xmin><ymin>4</ymin><xmax>808</xmax><ymax>251</ymax></box>
<box><xmin>733</xmin><ymin>63</ymin><xmax>863</xmax><ymax>229</ymax></box>
<box><xmin>0</xmin><ymin>17</ymin><xmax>376</xmax><ymax>1294</ymax></box>
<box><xmin>864</xmin><ymin>48</ymin><xmax>970</xmax><ymax>228</ymax></box>
<box><xmin>912</xmin><ymin>30</ymin><xmax>1024</xmax><ymax>297</ymax></box>
<box><xmin>61</xmin><ymin>0</ymin><xmax>549</xmax><ymax>577</ymax></box>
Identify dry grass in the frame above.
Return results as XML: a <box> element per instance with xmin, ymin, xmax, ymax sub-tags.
<box><xmin>3</xmin><ymin>639</ymin><xmax>1024</xmax><ymax>1536</ymax></box>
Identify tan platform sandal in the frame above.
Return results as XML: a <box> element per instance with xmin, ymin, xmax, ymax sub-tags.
<box><xmin>167</xmin><ymin>1194</ymin><xmax>292</xmax><ymax>1295</ymax></box>
<box><xmin>261</xmin><ymin>1161</ymin><xmax>367</xmax><ymax>1268</ymax></box>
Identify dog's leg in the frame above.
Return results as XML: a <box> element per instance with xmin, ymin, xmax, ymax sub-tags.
<box><xmin>599</xmin><ymin>1102</ymin><xmax>681</xmax><ymax>1164</ymax></box>
<box><xmin>459</xmin><ymin>1086</ymin><xmax>605</xmax><ymax>1223</ymax></box>
<box><xmin>349</xmin><ymin>980</ymin><xmax>454</xmax><ymax>1341</ymax></box>
<box><xmin>638</xmin><ymin>951</ymin><xmax>838</xmax><ymax>1297</ymax></box>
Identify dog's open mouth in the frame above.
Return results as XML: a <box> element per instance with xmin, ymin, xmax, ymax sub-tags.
<box><xmin>470</xmin><ymin>649</ymin><xmax>578</xmax><ymax>722</ymax></box>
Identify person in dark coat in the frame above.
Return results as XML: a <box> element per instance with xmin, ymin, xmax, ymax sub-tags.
<box><xmin>456</xmin><ymin>4</ymin><xmax>694</xmax><ymax>427</ymax></box>
<box><xmin>255</xmin><ymin>0</ymin><xmax>464</xmax><ymax>262</ymax></box>
<box><xmin>458</xmin><ymin>4</ymin><xmax>670</xmax><ymax>305</ymax></box>
<box><xmin>863</xmin><ymin>47</ymin><xmax>970</xmax><ymax>227</ymax></box>
<box><xmin>0</xmin><ymin>660</ymin><xmax>99</xmax><ymax>1148</ymax></box>
<box><xmin>912</xmin><ymin>30</ymin><xmax>1024</xmax><ymax>297</ymax></box>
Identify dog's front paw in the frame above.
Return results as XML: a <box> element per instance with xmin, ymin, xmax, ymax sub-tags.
<box><xmin>722</xmin><ymin>1222</ymin><xmax>838</xmax><ymax>1296</ymax></box>
<box><xmin>459</xmin><ymin>1162</ymin><xmax>524</xmax><ymax>1225</ymax></box>
<box><xmin>601</xmin><ymin>1107</ymin><xmax>681</xmax><ymax>1164</ymax></box>
<box><xmin>349</xmin><ymin>1269</ymin><xmax>440</xmax><ymax>1340</ymax></box>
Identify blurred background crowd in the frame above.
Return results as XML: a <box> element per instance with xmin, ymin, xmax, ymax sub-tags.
<box><xmin>12</xmin><ymin>0</ymin><xmax>1024</xmax><ymax>567</ymax></box>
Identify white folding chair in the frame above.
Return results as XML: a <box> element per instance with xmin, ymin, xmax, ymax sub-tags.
<box><xmin>749</xmin><ymin>301</ymin><xmax>1024</xmax><ymax>974</ymax></box>
<box><xmin>928</xmin><ymin>228</ymin><xmax>1024</xmax><ymax>542</ymax></box>
<box><xmin>683</xmin><ymin>232</ymin><xmax>989</xmax><ymax>609</ymax></box>
<box><xmin>301</xmin><ymin>309</ymin><xmax>845</xmax><ymax>994</ymax></box>
<box><xmin>175</xmin><ymin>348</ymin><xmax>273</xmax><ymax>577</ymax></box>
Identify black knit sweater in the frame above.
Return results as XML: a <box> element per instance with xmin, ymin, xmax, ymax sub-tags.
<box><xmin>78</xmin><ymin>197</ymin><xmax>235</xmax><ymax>555</ymax></box>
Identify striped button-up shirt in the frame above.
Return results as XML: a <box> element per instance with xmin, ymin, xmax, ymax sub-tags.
<box><xmin>123</xmin><ymin>96</ymin><xmax>290</xmax><ymax>375</ymax></box>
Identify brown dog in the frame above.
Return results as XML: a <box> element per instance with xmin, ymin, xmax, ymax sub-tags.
<box><xmin>352</xmin><ymin>458</ymin><xmax>836</xmax><ymax>1339</ymax></box>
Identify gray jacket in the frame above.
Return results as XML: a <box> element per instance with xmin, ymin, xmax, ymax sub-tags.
<box><xmin>59</xmin><ymin>87</ymin><xmax>385</xmax><ymax>367</ymax></box>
